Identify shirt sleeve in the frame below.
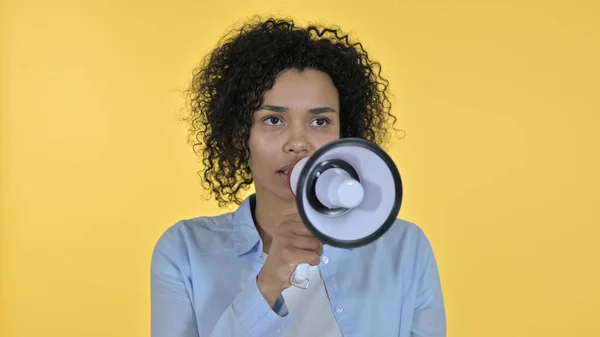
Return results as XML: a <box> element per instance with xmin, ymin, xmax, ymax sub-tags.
<box><xmin>151</xmin><ymin>226</ymin><xmax>291</xmax><ymax>337</ymax></box>
<box><xmin>410</xmin><ymin>229</ymin><xmax>447</xmax><ymax>337</ymax></box>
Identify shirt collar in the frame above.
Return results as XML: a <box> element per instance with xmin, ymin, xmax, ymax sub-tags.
<box><xmin>232</xmin><ymin>194</ymin><xmax>261</xmax><ymax>256</ymax></box>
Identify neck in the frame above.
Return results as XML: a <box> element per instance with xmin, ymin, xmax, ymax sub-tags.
<box><xmin>252</xmin><ymin>188</ymin><xmax>296</xmax><ymax>254</ymax></box>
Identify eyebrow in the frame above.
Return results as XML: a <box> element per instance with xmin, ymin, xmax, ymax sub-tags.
<box><xmin>258</xmin><ymin>105</ymin><xmax>337</xmax><ymax>114</ymax></box>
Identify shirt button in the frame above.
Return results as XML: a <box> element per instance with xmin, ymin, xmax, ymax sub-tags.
<box><xmin>321</xmin><ymin>256</ymin><xmax>329</xmax><ymax>264</ymax></box>
<box><xmin>335</xmin><ymin>306</ymin><xmax>344</xmax><ymax>313</ymax></box>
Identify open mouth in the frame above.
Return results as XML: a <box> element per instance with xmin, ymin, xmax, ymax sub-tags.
<box><xmin>277</xmin><ymin>164</ymin><xmax>292</xmax><ymax>176</ymax></box>
<box><xmin>277</xmin><ymin>158</ymin><xmax>303</xmax><ymax>185</ymax></box>
<box><xmin>277</xmin><ymin>166</ymin><xmax>292</xmax><ymax>185</ymax></box>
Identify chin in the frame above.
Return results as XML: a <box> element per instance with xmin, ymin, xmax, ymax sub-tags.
<box><xmin>266</xmin><ymin>181</ymin><xmax>294</xmax><ymax>204</ymax></box>
<box><xmin>255</xmin><ymin>180</ymin><xmax>296</xmax><ymax>204</ymax></box>
<box><xmin>277</xmin><ymin>187</ymin><xmax>296</xmax><ymax>203</ymax></box>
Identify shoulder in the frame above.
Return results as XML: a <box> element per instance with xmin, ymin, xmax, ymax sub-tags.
<box><xmin>151</xmin><ymin>211</ymin><xmax>236</xmax><ymax>268</ymax></box>
<box><xmin>382</xmin><ymin>218</ymin><xmax>432</xmax><ymax>249</ymax></box>
<box><xmin>367</xmin><ymin>218</ymin><xmax>439</xmax><ymax>266</ymax></box>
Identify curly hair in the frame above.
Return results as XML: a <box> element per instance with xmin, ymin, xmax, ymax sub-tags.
<box><xmin>184</xmin><ymin>16</ymin><xmax>398</xmax><ymax>207</ymax></box>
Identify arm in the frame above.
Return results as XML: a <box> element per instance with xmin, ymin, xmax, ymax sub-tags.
<box><xmin>151</xmin><ymin>227</ymin><xmax>291</xmax><ymax>337</ymax></box>
<box><xmin>411</xmin><ymin>230</ymin><xmax>447</xmax><ymax>337</ymax></box>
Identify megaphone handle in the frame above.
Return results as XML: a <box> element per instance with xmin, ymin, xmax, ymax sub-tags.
<box><xmin>290</xmin><ymin>263</ymin><xmax>310</xmax><ymax>289</ymax></box>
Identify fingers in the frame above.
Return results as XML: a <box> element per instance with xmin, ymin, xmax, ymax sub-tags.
<box><xmin>277</xmin><ymin>213</ymin><xmax>314</xmax><ymax>237</ymax></box>
<box><xmin>281</xmin><ymin>246</ymin><xmax>322</xmax><ymax>267</ymax></box>
<box><xmin>290</xmin><ymin>222</ymin><xmax>314</xmax><ymax>236</ymax></box>
<box><xmin>291</xmin><ymin>235</ymin><xmax>323</xmax><ymax>256</ymax></box>
<box><xmin>273</xmin><ymin>210</ymin><xmax>323</xmax><ymax>265</ymax></box>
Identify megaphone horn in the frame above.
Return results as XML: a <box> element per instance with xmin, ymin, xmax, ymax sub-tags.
<box><xmin>287</xmin><ymin>137</ymin><xmax>403</xmax><ymax>289</ymax></box>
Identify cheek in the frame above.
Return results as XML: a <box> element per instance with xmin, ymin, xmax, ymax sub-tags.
<box><xmin>314</xmin><ymin>128</ymin><xmax>341</xmax><ymax>147</ymax></box>
<box><xmin>248</xmin><ymin>129</ymin><xmax>278</xmax><ymax>168</ymax></box>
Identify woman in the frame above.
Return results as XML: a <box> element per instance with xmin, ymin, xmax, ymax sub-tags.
<box><xmin>151</xmin><ymin>17</ymin><xmax>446</xmax><ymax>337</ymax></box>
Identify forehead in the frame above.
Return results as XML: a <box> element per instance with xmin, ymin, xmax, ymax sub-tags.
<box><xmin>261</xmin><ymin>68</ymin><xmax>339</xmax><ymax>108</ymax></box>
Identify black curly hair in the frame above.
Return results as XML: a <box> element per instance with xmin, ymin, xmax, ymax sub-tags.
<box><xmin>184</xmin><ymin>16</ymin><xmax>399</xmax><ymax>207</ymax></box>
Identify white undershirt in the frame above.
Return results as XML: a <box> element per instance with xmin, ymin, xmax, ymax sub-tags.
<box><xmin>261</xmin><ymin>252</ymin><xmax>343</xmax><ymax>337</ymax></box>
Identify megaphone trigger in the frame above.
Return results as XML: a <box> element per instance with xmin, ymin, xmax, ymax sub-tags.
<box><xmin>290</xmin><ymin>263</ymin><xmax>310</xmax><ymax>289</ymax></box>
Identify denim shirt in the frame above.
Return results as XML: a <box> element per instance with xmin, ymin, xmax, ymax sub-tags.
<box><xmin>151</xmin><ymin>194</ymin><xmax>446</xmax><ymax>337</ymax></box>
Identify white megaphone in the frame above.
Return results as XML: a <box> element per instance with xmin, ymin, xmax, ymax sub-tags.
<box><xmin>286</xmin><ymin>137</ymin><xmax>403</xmax><ymax>289</ymax></box>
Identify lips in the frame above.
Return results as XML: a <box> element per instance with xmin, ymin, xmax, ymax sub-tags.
<box><xmin>277</xmin><ymin>166</ymin><xmax>291</xmax><ymax>176</ymax></box>
<box><xmin>277</xmin><ymin>157</ymin><xmax>308</xmax><ymax>195</ymax></box>
<box><xmin>277</xmin><ymin>159</ymin><xmax>302</xmax><ymax>187</ymax></box>
<box><xmin>277</xmin><ymin>161</ymin><xmax>297</xmax><ymax>176</ymax></box>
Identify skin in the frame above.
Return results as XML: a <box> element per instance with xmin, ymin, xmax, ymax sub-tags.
<box><xmin>249</xmin><ymin>67</ymin><xmax>341</xmax><ymax>306</ymax></box>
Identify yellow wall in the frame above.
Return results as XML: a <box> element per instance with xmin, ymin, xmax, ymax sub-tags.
<box><xmin>1</xmin><ymin>0</ymin><xmax>599</xmax><ymax>336</ymax></box>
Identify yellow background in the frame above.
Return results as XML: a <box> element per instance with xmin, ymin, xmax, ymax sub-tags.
<box><xmin>1</xmin><ymin>0</ymin><xmax>599</xmax><ymax>336</ymax></box>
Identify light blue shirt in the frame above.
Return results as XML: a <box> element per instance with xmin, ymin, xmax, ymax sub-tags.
<box><xmin>151</xmin><ymin>194</ymin><xmax>446</xmax><ymax>337</ymax></box>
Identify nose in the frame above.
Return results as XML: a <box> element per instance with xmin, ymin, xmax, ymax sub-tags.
<box><xmin>283</xmin><ymin>128</ymin><xmax>311</xmax><ymax>154</ymax></box>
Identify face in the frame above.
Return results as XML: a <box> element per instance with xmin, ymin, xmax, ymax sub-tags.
<box><xmin>248</xmin><ymin>68</ymin><xmax>341</xmax><ymax>203</ymax></box>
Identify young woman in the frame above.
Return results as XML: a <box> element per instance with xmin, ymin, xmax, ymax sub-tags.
<box><xmin>151</xmin><ymin>17</ymin><xmax>446</xmax><ymax>337</ymax></box>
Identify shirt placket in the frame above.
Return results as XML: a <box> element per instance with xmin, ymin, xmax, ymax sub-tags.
<box><xmin>318</xmin><ymin>245</ymin><xmax>357</xmax><ymax>337</ymax></box>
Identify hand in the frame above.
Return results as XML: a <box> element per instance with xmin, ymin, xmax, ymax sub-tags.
<box><xmin>256</xmin><ymin>211</ymin><xmax>323</xmax><ymax>307</ymax></box>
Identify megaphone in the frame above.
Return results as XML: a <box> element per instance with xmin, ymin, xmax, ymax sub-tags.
<box><xmin>286</xmin><ymin>137</ymin><xmax>403</xmax><ymax>289</ymax></box>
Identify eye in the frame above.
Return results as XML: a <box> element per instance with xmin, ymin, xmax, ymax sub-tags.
<box><xmin>310</xmin><ymin>118</ymin><xmax>330</xmax><ymax>127</ymax></box>
<box><xmin>264</xmin><ymin>116</ymin><xmax>282</xmax><ymax>125</ymax></box>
